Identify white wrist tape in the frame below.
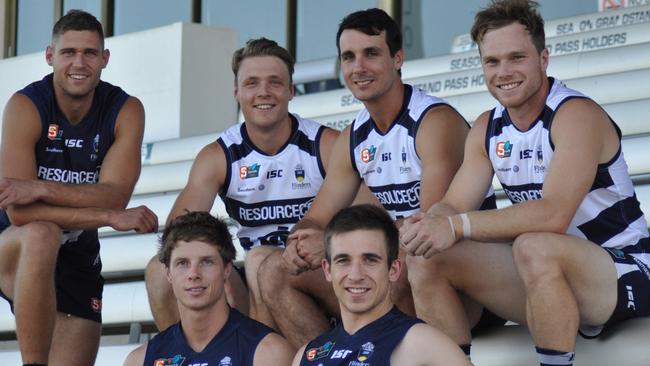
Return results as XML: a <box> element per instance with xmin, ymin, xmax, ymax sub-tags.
<box><xmin>447</xmin><ymin>216</ymin><xmax>456</xmax><ymax>241</ymax></box>
<box><xmin>460</xmin><ymin>213</ymin><xmax>471</xmax><ymax>239</ymax></box>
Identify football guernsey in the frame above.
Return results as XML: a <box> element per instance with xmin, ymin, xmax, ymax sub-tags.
<box><xmin>218</xmin><ymin>114</ymin><xmax>326</xmax><ymax>251</ymax></box>
<box><xmin>299</xmin><ymin>307</ymin><xmax>421</xmax><ymax>366</ymax></box>
<box><xmin>143</xmin><ymin>308</ymin><xmax>272</xmax><ymax>366</ymax></box>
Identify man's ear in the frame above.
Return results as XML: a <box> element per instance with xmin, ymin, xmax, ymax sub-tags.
<box><xmin>322</xmin><ymin>259</ymin><xmax>332</xmax><ymax>282</ymax></box>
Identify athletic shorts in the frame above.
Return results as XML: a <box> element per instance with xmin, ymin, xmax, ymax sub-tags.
<box><xmin>0</xmin><ymin>229</ymin><xmax>104</xmax><ymax>323</ymax></box>
<box><xmin>579</xmin><ymin>238</ymin><xmax>650</xmax><ymax>338</ymax></box>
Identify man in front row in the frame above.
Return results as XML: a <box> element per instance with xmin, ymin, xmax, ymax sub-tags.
<box><xmin>293</xmin><ymin>205</ymin><xmax>470</xmax><ymax>366</ymax></box>
<box><xmin>124</xmin><ymin>212</ymin><xmax>293</xmax><ymax>366</ymax></box>
<box><xmin>400</xmin><ymin>0</ymin><xmax>650</xmax><ymax>365</ymax></box>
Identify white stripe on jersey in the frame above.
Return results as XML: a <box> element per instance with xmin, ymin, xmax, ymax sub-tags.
<box><xmin>218</xmin><ymin>114</ymin><xmax>325</xmax><ymax>251</ymax></box>
<box><xmin>487</xmin><ymin>78</ymin><xmax>649</xmax><ymax>249</ymax></box>
<box><xmin>350</xmin><ymin>85</ymin><xmax>448</xmax><ymax>220</ymax></box>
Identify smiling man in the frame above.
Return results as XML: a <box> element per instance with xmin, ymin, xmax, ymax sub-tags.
<box><xmin>124</xmin><ymin>212</ymin><xmax>293</xmax><ymax>366</ymax></box>
<box><xmin>0</xmin><ymin>10</ymin><xmax>158</xmax><ymax>366</ymax></box>
<box><xmin>292</xmin><ymin>205</ymin><xmax>470</xmax><ymax>366</ymax></box>
<box><xmin>258</xmin><ymin>8</ymin><xmax>497</xmax><ymax>350</ymax></box>
<box><xmin>399</xmin><ymin>0</ymin><xmax>650</xmax><ymax>364</ymax></box>
<box><xmin>144</xmin><ymin>37</ymin><xmax>351</xmax><ymax>334</ymax></box>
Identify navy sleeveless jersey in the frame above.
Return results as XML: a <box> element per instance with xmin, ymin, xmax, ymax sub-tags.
<box><xmin>299</xmin><ymin>307</ymin><xmax>422</xmax><ymax>366</ymax></box>
<box><xmin>218</xmin><ymin>114</ymin><xmax>326</xmax><ymax>251</ymax></box>
<box><xmin>0</xmin><ymin>73</ymin><xmax>128</xmax><ymax>257</ymax></box>
<box><xmin>143</xmin><ymin>308</ymin><xmax>273</xmax><ymax>366</ymax></box>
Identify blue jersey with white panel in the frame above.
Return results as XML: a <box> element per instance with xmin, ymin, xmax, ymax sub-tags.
<box><xmin>486</xmin><ymin>77</ymin><xmax>649</xmax><ymax>250</ymax></box>
<box><xmin>299</xmin><ymin>307</ymin><xmax>421</xmax><ymax>366</ymax></box>
<box><xmin>218</xmin><ymin>114</ymin><xmax>326</xmax><ymax>251</ymax></box>
<box><xmin>350</xmin><ymin>84</ymin><xmax>494</xmax><ymax>219</ymax></box>
<box><xmin>143</xmin><ymin>308</ymin><xmax>272</xmax><ymax>366</ymax></box>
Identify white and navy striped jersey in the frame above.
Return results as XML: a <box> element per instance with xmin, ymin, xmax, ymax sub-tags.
<box><xmin>486</xmin><ymin>78</ymin><xmax>649</xmax><ymax>249</ymax></box>
<box><xmin>218</xmin><ymin>114</ymin><xmax>326</xmax><ymax>251</ymax></box>
<box><xmin>350</xmin><ymin>84</ymin><xmax>495</xmax><ymax>219</ymax></box>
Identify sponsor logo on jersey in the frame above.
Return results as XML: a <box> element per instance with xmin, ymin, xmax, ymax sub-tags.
<box><xmin>361</xmin><ymin>145</ymin><xmax>377</xmax><ymax>163</ymax></box>
<box><xmin>237</xmin><ymin>198</ymin><xmax>314</xmax><ymax>224</ymax></box>
<box><xmin>357</xmin><ymin>342</ymin><xmax>374</xmax><ymax>361</ymax></box>
<box><xmin>373</xmin><ymin>182</ymin><xmax>421</xmax><ymax>210</ymax></box>
<box><xmin>496</xmin><ymin>140</ymin><xmax>513</xmax><ymax>158</ymax></box>
<box><xmin>239</xmin><ymin>163</ymin><xmax>261</xmax><ymax>179</ymax></box>
<box><xmin>306</xmin><ymin>341</ymin><xmax>334</xmax><ymax>361</ymax></box>
<box><xmin>292</xmin><ymin>166</ymin><xmax>312</xmax><ymax>189</ymax></box>
<box><xmin>154</xmin><ymin>354</ymin><xmax>185</xmax><ymax>366</ymax></box>
<box><xmin>90</xmin><ymin>297</ymin><xmax>102</xmax><ymax>313</ymax></box>
<box><xmin>534</xmin><ymin>146</ymin><xmax>546</xmax><ymax>173</ymax></box>
<box><xmin>399</xmin><ymin>147</ymin><xmax>411</xmax><ymax>174</ymax></box>
<box><xmin>37</xmin><ymin>166</ymin><xmax>98</xmax><ymax>184</ymax></box>
<box><xmin>330</xmin><ymin>349</ymin><xmax>353</xmax><ymax>359</ymax></box>
<box><xmin>626</xmin><ymin>285</ymin><xmax>636</xmax><ymax>310</ymax></box>
<box><xmin>266</xmin><ymin>169</ymin><xmax>283</xmax><ymax>179</ymax></box>
<box><xmin>47</xmin><ymin>124</ymin><xmax>63</xmax><ymax>140</ymax></box>
<box><xmin>294</xmin><ymin>164</ymin><xmax>305</xmax><ymax>183</ymax></box>
<box><xmin>503</xmin><ymin>187</ymin><xmax>543</xmax><ymax>203</ymax></box>
<box><xmin>219</xmin><ymin>356</ymin><xmax>232</xmax><ymax>366</ymax></box>
<box><xmin>91</xmin><ymin>134</ymin><xmax>100</xmax><ymax>161</ymax></box>
<box><xmin>513</xmin><ymin>165</ymin><xmax>520</xmax><ymax>173</ymax></box>
<box><xmin>45</xmin><ymin>147</ymin><xmax>63</xmax><ymax>154</ymax></box>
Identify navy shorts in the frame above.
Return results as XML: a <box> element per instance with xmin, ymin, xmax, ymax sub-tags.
<box><xmin>0</xmin><ymin>229</ymin><xmax>104</xmax><ymax>323</ymax></box>
<box><xmin>580</xmin><ymin>238</ymin><xmax>650</xmax><ymax>338</ymax></box>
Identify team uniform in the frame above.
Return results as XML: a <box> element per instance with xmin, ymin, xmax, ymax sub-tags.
<box><xmin>298</xmin><ymin>307</ymin><xmax>420</xmax><ymax>366</ymax></box>
<box><xmin>349</xmin><ymin>84</ymin><xmax>495</xmax><ymax>220</ymax></box>
<box><xmin>0</xmin><ymin>73</ymin><xmax>128</xmax><ymax>322</ymax></box>
<box><xmin>143</xmin><ymin>308</ymin><xmax>272</xmax><ymax>366</ymax></box>
<box><xmin>486</xmin><ymin>77</ymin><xmax>650</xmax><ymax>335</ymax></box>
<box><xmin>218</xmin><ymin>114</ymin><xmax>326</xmax><ymax>251</ymax></box>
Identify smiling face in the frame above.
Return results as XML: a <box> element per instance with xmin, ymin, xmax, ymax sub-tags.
<box><xmin>167</xmin><ymin>240</ymin><xmax>232</xmax><ymax>312</ymax></box>
<box><xmin>234</xmin><ymin>55</ymin><xmax>294</xmax><ymax>130</ymax></box>
<box><xmin>338</xmin><ymin>29</ymin><xmax>403</xmax><ymax>104</ymax></box>
<box><xmin>46</xmin><ymin>30</ymin><xmax>108</xmax><ymax>100</ymax></box>
<box><xmin>479</xmin><ymin>22</ymin><xmax>548</xmax><ymax>113</ymax></box>
<box><xmin>323</xmin><ymin>229</ymin><xmax>400</xmax><ymax>318</ymax></box>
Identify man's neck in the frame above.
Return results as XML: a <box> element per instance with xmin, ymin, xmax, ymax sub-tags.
<box><xmin>506</xmin><ymin>77</ymin><xmax>550</xmax><ymax>130</ymax></box>
<box><xmin>245</xmin><ymin>114</ymin><xmax>293</xmax><ymax>155</ymax></box>
<box><xmin>53</xmin><ymin>85</ymin><xmax>94</xmax><ymax>125</ymax></box>
<box><xmin>341</xmin><ymin>300</ymin><xmax>394</xmax><ymax>335</ymax></box>
<box><xmin>364</xmin><ymin>82</ymin><xmax>405</xmax><ymax>133</ymax></box>
<box><xmin>179</xmin><ymin>300</ymin><xmax>230</xmax><ymax>352</ymax></box>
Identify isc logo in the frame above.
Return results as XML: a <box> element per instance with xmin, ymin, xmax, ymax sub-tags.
<box><xmin>65</xmin><ymin>139</ymin><xmax>83</xmax><ymax>148</ymax></box>
<box><xmin>331</xmin><ymin>349</ymin><xmax>353</xmax><ymax>359</ymax></box>
<box><xmin>267</xmin><ymin>169</ymin><xmax>283</xmax><ymax>179</ymax></box>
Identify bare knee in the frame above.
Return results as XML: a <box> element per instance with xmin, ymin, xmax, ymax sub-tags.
<box><xmin>406</xmin><ymin>254</ymin><xmax>449</xmax><ymax>292</ymax></box>
<box><xmin>245</xmin><ymin>247</ymin><xmax>278</xmax><ymax>292</ymax></box>
<box><xmin>15</xmin><ymin>222</ymin><xmax>62</xmax><ymax>264</ymax></box>
<box><xmin>145</xmin><ymin>255</ymin><xmax>171</xmax><ymax>297</ymax></box>
<box><xmin>258</xmin><ymin>252</ymin><xmax>290</xmax><ymax>302</ymax></box>
<box><xmin>513</xmin><ymin>233</ymin><xmax>562</xmax><ymax>287</ymax></box>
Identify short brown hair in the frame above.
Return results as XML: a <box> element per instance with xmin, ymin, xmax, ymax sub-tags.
<box><xmin>471</xmin><ymin>0</ymin><xmax>545</xmax><ymax>53</ymax></box>
<box><xmin>52</xmin><ymin>9</ymin><xmax>104</xmax><ymax>47</ymax></box>
<box><xmin>158</xmin><ymin>211</ymin><xmax>236</xmax><ymax>267</ymax></box>
<box><xmin>231</xmin><ymin>37</ymin><xmax>294</xmax><ymax>84</ymax></box>
<box><xmin>324</xmin><ymin>204</ymin><xmax>398</xmax><ymax>269</ymax></box>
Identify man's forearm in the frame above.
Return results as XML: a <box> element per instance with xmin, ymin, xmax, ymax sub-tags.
<box><xmin>7</xmin><ymin>202</ymin><xmax>116</xmax><ymax>230</ymax></box>
<box><xmin>36</xmin><ymin>180</ymin><xmax>131</xmax><ymax>210</ymax></box>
